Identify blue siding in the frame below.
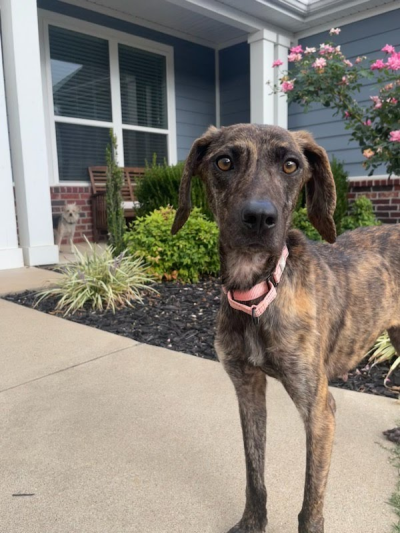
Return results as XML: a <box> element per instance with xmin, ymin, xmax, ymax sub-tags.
<box><xmin>288</xmin><ymin>9</ymin><xmax>400</xmax><ymax>177</ymax></box>
<box><xmin>219</xmin><ymin>42</ymin><xmax>250</xmax><ymax>126</ymax></box>
<box><xmin>38</xmin><ymin>0</ymin><xmax>216</xmax><ymax>162</ymax></box>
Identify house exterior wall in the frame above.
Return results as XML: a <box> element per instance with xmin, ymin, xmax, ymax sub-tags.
<box><xmin>38</xmin><ymin>0</ymin><xmax>216</xmax><ymax>165</ymax></box>
<box><xmin>219</xmin><ymin>42</ymin><xmax>250</xmax><ymax>126</ymax></box>
<box><xmin>36</xmin><ymin>0</ymin><xmax>217</xmax><ymax>243</ymax></box>
<box><xmin>288</xmin><ymin>9</ymin><xmax>400</xmax><ymax>178</ymax></box>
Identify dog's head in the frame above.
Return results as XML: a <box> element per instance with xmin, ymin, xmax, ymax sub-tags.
<box><xmin>62</xmin><ymin>203</ymin><xmax>80</xmax><ymax>224</ymax></box>
<box><xmin>171</xmin><ymin>124</ymin><xmax>336</xmax><ymax>286</ymax></box>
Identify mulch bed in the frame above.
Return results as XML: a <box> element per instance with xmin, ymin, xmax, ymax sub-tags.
<box><xmin>3</xmin><ymin>279</ymin><xmax>400</xmax><ymax>399</ymax></box>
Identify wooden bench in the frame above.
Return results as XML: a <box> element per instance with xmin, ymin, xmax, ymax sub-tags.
<box><xmin>88</xmin><ymin>166</ymin><xmax>145</xmax><ymax>242</ymax></box>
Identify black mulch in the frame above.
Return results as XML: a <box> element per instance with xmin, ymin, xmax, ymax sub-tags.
<box><xmin>3</xmin><ymin>279</ymin><xmax>400</xmax><ymax>399</ymax></box>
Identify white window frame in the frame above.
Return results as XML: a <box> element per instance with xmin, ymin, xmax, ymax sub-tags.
<box><xmin>38</xmin><ymin>9</ymin><xmax>177</xmax><ymax>186</ymax></box>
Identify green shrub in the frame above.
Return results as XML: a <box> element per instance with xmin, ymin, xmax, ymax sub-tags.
<box><xmin>293</xmin><ymin>156</ymin><xmax>349</xmax><ymax>236</ymax></box>
<box><xmin>291</xmin><ymin>208</ymin><xmax>322</xmax><ymax>241</ymax></box>
<box><xmin>340</xmin><ymin>196</ymin><xmax>381</xmax><ymax>232</ymax></box>
<box><xmin>106</xmin><ymin>130</ymin><xmax>125</xmax><ymax>256</ymax></box>
<box><xmin>135</xmin><ymin>157</ymin><xmax>212</xmax><ymax>219</ymax></box>
<box><xmin>330</xmin><ymin>156</ymin><xmax>349</xmax><ymax>234</ymax></box>
<box><xmin>125</xmin><ymin>206</ymin><xmax>219</xmax><ymax>282</ymax></box>
<box><xmin>36</xmin><ymin>239</ymin><xmax>155</xmax><ymax>315</ymax></box>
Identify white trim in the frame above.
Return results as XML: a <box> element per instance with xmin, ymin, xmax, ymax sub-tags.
<box><xmin>166</xmin><ymin>48</ymin><xmax>177</xmax><ymax>165</ymax></box>
<box><xmin>39</xmin><ymin>10</ymin><xmax>177</xmax><ymax>183</ymax></box>
<box><xmin>215</xmin><ymin>49</ymin><xmax>220</xmax><ymax>128</ymax></box>
<box><xmin>121</xmin><ymin>124</ymin><xmax>169</xmax><ymax>135</ymax></box>
<box><xmin>60</xmin><ymin>0</ymin><xmax>217</xmax><ymax>48</ymax></box>
<box><xmin>348</xmin><ymin>174</ymin><xmax>398</xmax><ymax>182</ymax></box>
<box><xmin>109</xmin><ymin>39</ymin><xmax>124</xmax><ymax>166</ymax></box>
<box><xmin>54</xmin><ymin>116</ymin><xmax>114</xmax><ymax>129</ymax></box>
<box><xmin>166</xmin><ymin>0</ymin><xmax>294</xmax><ymax>39</ymax></box>
<box><xmin>50</xmin><ymin>182</ymin><xmax>92</xmax><ymax>188</ymax></box>
<box><xmin>295</xmin><ymin>3</ymin><xmax>400</xmax><ymax>39</ymax></box>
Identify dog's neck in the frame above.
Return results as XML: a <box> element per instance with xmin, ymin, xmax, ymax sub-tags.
<box><xmin>220</xmin><ymin>242</ymin><xmax>286</xmax><ymax>292</ymax></box>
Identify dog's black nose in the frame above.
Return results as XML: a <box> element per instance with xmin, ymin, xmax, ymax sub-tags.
<box><xmin>241</xmin><ymin>200</ymin><xmax>277</xmax><ymax>232</ymax></box>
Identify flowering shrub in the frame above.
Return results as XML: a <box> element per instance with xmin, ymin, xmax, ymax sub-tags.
<box><xmin>272</xmin><ymin>29</ymin><xmax>400</xmax><ymax>176</ymax></box>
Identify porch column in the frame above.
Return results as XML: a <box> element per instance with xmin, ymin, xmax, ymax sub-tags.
<box><xmin>248</xmin><ymin>30</ymin><xmax>291</xmax><ymax>127</ymax></box>
<box><xmin>0</xmin><ymin>0</ymin><xmax>58</xmax><ymax>266</ymax></box>
<box><xmin>0</xmin><ymin>36</ymin><xmax>23</xmax><ymax>270</ymax></box>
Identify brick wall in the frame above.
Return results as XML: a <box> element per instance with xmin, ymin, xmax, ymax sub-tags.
<box><xmin>51</xmin><ymin>185</ymin><xmax>94</xmax><ymax>243</ymax></box>
<box><xmin>348</xmin><ymin>178</ymin><xmax>400</xmax><ymax>224</ymax></box>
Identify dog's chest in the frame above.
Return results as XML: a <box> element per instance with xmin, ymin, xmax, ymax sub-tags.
<box><xmin>60</xmin><ymin>221</ymin><xmax>76</xmax><ymax>236</ymax></box>
<box><xmin>216</xmin><ymin>306</ymin><xmax>300</xmax><ymax>377</ymax></box>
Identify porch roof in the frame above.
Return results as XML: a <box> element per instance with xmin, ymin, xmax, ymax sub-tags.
<box><xmin>61</xmin><ymin>0</ymin><xmax>398</xmax><ymax>48</ymax></box>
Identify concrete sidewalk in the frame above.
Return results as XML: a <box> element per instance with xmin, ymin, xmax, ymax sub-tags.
<box><xmin>0</xmin><ymin>298</ymin><xmax>398</xmax><ymax>533</ymax></box>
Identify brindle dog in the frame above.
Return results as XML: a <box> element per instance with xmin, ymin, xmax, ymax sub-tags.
<box><xmin>171</xmin><ymin>124</ymin><xmax>400</xmax><ymax>533</ymax></box>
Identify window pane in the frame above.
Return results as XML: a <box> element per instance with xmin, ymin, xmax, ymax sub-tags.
<box><xmin>55</xmin><ymin>123</ymin><xmax>109</xmax><ymax>181</ymax></box>
<box><xmin>123</xmin><ymin>130</ymin><xmax>168</xmax><ymax>167</ymax></box>
<box><xmin>119</xmin><ymin>44</ymin><xmax>167</xmax><ymax>129</ymax></box>
<box><xmin>49</xmin><ymin>26</ymin><xmax>112</xmax><ymax>122</ymax></box>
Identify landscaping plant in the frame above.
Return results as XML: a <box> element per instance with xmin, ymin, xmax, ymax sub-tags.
<box><xmin>135</xmin><ymin>156</ymin><xmax>212</xmax><ymax>219</ymax></box>
<box><xmin>367</xmin><ymin>331</ymin><xmax>400</xmax><ymax>392</ymax></box>
<box><xmin>106</xmin><ymin>130</ymin><xmax>125</xmax><ymax>256</ymax></box>
<box><xmin>125</xmin><ymin>206</ymin><xmax>219</xmax><ymax>282</ymax></box>
<box><xmin>330</xmin><ymin>156</ymin><xmax>349</xmax><ymax>233</ymax></box>
<box><xmin>340</xmin><ymin>196</ymin><xmax>381</xmax><ymax>231</ymax></box>
<box><xmin>272</xmin><ymin>30</ymin><xmax>400</xmax><ymax>176</ymax></box>
<box><xmin>36</xmin><ymin>239</ymin><xmax>155</xmax><ymax>315</ymax></box>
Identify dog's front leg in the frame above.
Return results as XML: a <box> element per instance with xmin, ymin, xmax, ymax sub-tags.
<box><xmin>224</xmin><ymin>361</ymin><xmax>267</xmax><ymax>533</ymax></box>
<box><xmin>296</xmin><ymin>381</ymin><xmax>336</xmax><ymax>533</ymax></box>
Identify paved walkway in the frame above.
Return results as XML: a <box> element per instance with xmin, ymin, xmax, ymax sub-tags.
<box><xmin>0</xmin><ymin>297</ymin><xmax>398</xmax><ymax>533</ymax></box>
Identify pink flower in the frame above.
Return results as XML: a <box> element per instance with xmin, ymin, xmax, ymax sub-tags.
<box><xmin>319</xmin><ymin>44</ymin><xmax>335</xmax><ymax>55</ymax></box>
<box><xmin>272</xmin><ymin>59</ymin><xmax>283</xmax><ymax>67</ymax></box>
<box><xmin>290</xmin><ymin>45</ymin><xmax>303</xmax><ymax>54</ymax></box>
<box><xmin>355</xmin><ymin>57</ymin><xmax>363</xmax><ymax>63</ymax></box>
<box><xmin>288</xmin><ymin>53</ymin><xmax>302</xmax><ymax>62</ymax></box>
<box><xmin>371</xmin><ymin>59</ymin><xmax>386</xmax><ymax>70</ymax></box>
<box><xmin>363</xmin><ymin>149</ymin><xmax>375</xmax><ymax>159</ymax></box>
<box><xmin>382</xmin><ymin>44</ymin><xmax>395</xmax><ymax>54</ymax></box>
<box><xmin>341</xmin><ymin>76</ymin><xmax>349</xmax><ymax>85</ymax></box>
<box><xmin>363</xmin><ymin>120</ymin><xmax>372</xmax><ymax>126</ymax></box>
<box><xmin>343</xmin><ymin>59</ymin><xmax>353</xmax><ymax>67</ymax></box>
<box><xmin>383</xmin><ymin>83</ymin><xmax>394</xmax><ymax>91</ymax></box>
<box><xmin>387</xmin><ymin>52</ymin><xmax>400</xmax><ymax>71</ymax></box>
<box><xmin>344</xmin><ymin>111</ymin><xmax>351</xmax><ymax>118</ymax></box>
<box><xmin>329</xmin><ymin>28</ymin><xmax>341</xmax><ymax>35</ymax></box>
<box><xmin>304</xmin><ymin>47</ymin><xmax>316</xmax><ymax>54</ymax></box>
<box><xmin>370</xmin><ymin>96</ymin><xmax>382</xmax><ymax>109</ymax></box>
<box><xmin>312</xmin><ymin>57</ymin><xmax>327</xmax><ymax>69</ymax></box>
<box><xmin>281</xmin><ymin>80</ymin><xmax>295</xmax><ymax>92</ymax></box>
<box><xmin>389</xmin><ymin>130</ymin><xmax>400</xmax><ymax>142</ymax></box>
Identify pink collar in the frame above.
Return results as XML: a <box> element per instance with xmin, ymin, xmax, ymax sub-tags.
<box><xmin>223</xmin><ymin>246</ymin><xmax>289</xmax><ymax>324</ymax></box>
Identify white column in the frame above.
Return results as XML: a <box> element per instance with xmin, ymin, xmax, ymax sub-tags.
<box><xmin>248</xmin><ymin>30</ymin><xmax>291</xmax><ymax>128</ymax></box>
<box><xmin>0</xmin><ymin>0</ymin><xmax>58</xmax><ymax>266</ymax></box>
<box><xmin>0</xmin><ymin>36</ymin><xmax>24</xmax><ymax>270</ymax></box>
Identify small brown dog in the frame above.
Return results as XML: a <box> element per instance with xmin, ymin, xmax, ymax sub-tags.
<box><xmin>54</xmin><ymin>203</ymin><xmax>80</xmax><ymax>251</ymax></box>
<box><xmin>172</xmin><ymin>124</ymin><xmax>400</xmax><ymax>533</ymax></box>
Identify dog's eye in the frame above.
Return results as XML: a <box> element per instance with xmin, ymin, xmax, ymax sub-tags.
<box><xmin>283</xmin><ymin>160</ymin><xmax>298</xmax><ymax>174</ymax></box>
<box><xmin>216</xmin><ymin>156</ymin><xmax>233</xmax><ymax>171</ymax></box>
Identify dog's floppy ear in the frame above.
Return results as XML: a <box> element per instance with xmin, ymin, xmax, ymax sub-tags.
<box><xmin>171</xmin><ymin>126</ymin><xmax>219</xmax><ymax>235</ymax></box>
<box><xmin>292</xmin><ymin>131</ymin><xmax>337</xmax><ymax>243</ymax></box>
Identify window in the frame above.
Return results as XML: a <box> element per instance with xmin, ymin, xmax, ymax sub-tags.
<box><xmin>46</xmin><ymin>23</ymin><xmax>175</xmax><ymax>182</ymax></box>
